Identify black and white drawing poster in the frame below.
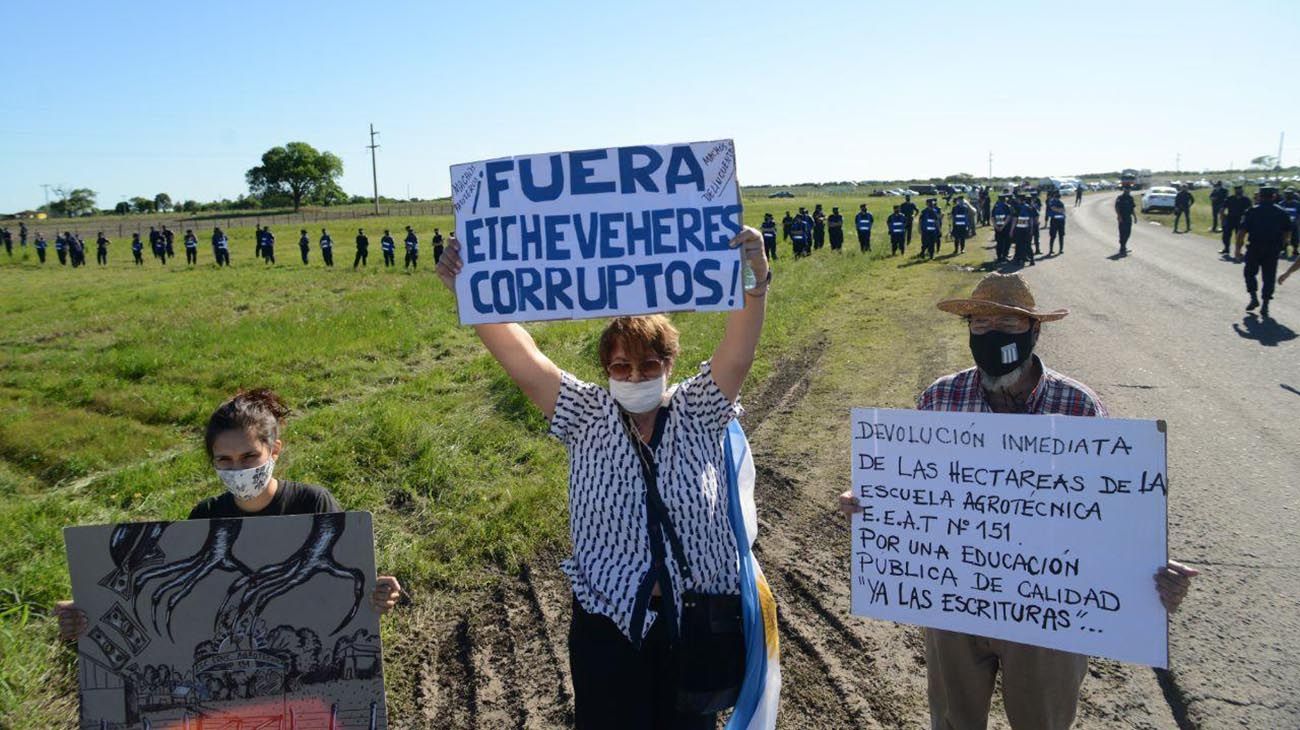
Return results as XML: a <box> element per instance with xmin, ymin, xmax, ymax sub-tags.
<box><xmin>65</xmin><ymin>511</ymin><xmax>386</xmax><ymax>730</ymax></box>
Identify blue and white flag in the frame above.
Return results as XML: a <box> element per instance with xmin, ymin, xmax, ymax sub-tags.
<box><xmin>723</xmin><ymin>420</ymin><xmax>781</xmax><ymax>729</ymax></box>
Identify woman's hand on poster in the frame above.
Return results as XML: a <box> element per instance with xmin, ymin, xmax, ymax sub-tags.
<box><xmin>1154</xmin><ymin>560</ymin><xmax>1199</xmax><ymax>613</ymax></box>
<box><xmin>729</xmin><ymin>225</ymin><xmax>768</xmax><ymax>282</ymax></box>
<box><xmin>436</xmin><ymin>236</ymin><xmax>462</xmax><ymax>293</ymax></box>
<box><xmin>837</xmin><ymin>490</ymin><xmax>860</xmax><ymax>519</ymax></box>
<box><xmin>372</xmin><ymin>575</ymin><xmax>403</xmax><ymax>614</ymax></box>
<box><xmin>54</xmin><ymin>601</ymin><xmax>88</xmax><ymax>642</ymax></box>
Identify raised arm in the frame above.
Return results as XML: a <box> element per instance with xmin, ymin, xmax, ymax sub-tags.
<box><xmin>711</xmin><ymin>225</ymin><xmax>769</xmax><ymax>402</ymax></box>
<box><xmin>437</xmin><ymin>237</ymin><xmax>563</xmax><ymax>420</ymax></box>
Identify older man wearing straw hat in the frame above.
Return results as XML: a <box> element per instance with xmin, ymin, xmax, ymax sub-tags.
<box><xmin>839</xmin><ymin>272</ymin><xmax>1198</xmax><ymax>730</ymax></box>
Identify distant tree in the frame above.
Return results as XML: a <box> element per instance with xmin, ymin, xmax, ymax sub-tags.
<box><xmin>180</xmin><ymin>199</ymin><xmax>199</xmax><ymax>212</ymax></box>
<box><xmin>154</xmin><ymin>193</ymin><xmax>172</xmax><ymax>212</ymax></box>
<box><xmin>246</xmin><ymin>142</ymin><xmax>344</xmax><ymax>211</ymax></box>
<box><xmin>130</xmin><ymin>196</ymin><xmax>155</xmax><ymax>214</ymax></box>
<box><xmin>114</xmin><ymin>201</ymin><xmax>132</xmax><ymax>215</ymax></box>
<box><xmin>1250</xmin><ymin>155</ymin><xmax>1278</xmax><ymax>170</ymax></box>
<box><xmin>48</xmin><ymin>188</ymin><xmax>98</xmax><ymax>217</ymax></box>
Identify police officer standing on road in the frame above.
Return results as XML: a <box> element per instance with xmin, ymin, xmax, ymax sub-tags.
<box><xmin>1014</xmin><ymin>194</ymin><xmax>1037</xmax><ymax>265</ymax></box>
<box><xmin>827</xmin><ymin>207</ymin><xmax>844</xmax><ymax>251</ymax></box>
<box><xmin>380</xmin><ymin>228</ymin><xmax>395</xmax><ymax>267</ymax></box>
<box><xmin>355</xmin><ymin>228</ymin><xmax>371</xmax><ymax>269</ymax></box>
<box><xmin>900</xmin><ymin>194</ymin><xmax>919</xmax><ymax>245</ymax></box>
<box><xmin>1235</xmin><ymin>185</ymin><xmax>1292</xmax><ymax>318</ymax></box>
<box><xmin>855</xmin><ymin>203</ymin><xmax>874</xmax><ymax>252</ymax></box>
<box><xmin>1209</xmin><ymin>181</ymin><xmax>1227</xmax><ymax>232</ymax></box>
<box><xmin>812</xmin><ymin>204</ymin><xmax>826</xmax><ymax>250</ymax></box>
<box><xmin>760</xmin><ymin>213</ymin><xmax>778</xmax><ymax>260</ymax></box>
<box><xmin>1278</xmin><ymin>189</ymin><xmax>1300</xmax><ymax>258</ymax></box>
<box><xmin>992</xmin><ymin>193</ymin><xmax>1014</xmax><ymax>263</ymax></box>
<box><xmin>919</xmin><ymin>198</ymin><xmax>943</xmax><ymax>259</ymax></box>
<box><xmin>1172</xmin><ymin>185</ymin><xmax>1194</xmax><ymax>234</ymax></box>
<box><xmin>432</xmin><ymin>228</ymin><xmax>445</xmax><ymax>264</ymax></box>
<box><xmin>790</xmin><ymin>208</ymin><xmax>810</xmax><ymax>257</ymax></box>
<box><xmin>298</xmin><ymin>229</ymin><xmax>311</xmax><ymax>265</ymax></box>
<box><xmin>1075</xmin><ymin>184</ymin><xmax>1084</xmax><ymax>207</ymax></box>
<box><xmin>1115</xmin><ymin>186</ymin><xmax>1137</xmax><ymax>256</ymax></box>
<box><xmin>96</xmin><ymin>231</ymin><xmax>110</xmax><ymax>266</ymax></box>
<box><xmin>950</xmin><ymin>196</ymin><xmax>973</xmax><ymax>254</ymax></box>
<box><xmin>183</xmin><ymin>229</ymin><xmax>198</xmax><ymax>265</ymax></box>
<box><xmin>1046</xmin><ymin>190</ymin><xmax>1067</xmax><ymax>255</ymax></box>
<box><xmin>319</xmin><ymin>228</ymin><xmax>335</xmax><ymax>267</ymax></box>
<box><xmin>887</xmin><ymin>205</ymin><xmax>907</xmax><ymax>256</ymax></box>
<box><xmin>1220</xmin><ymin>185</ymin><xmax>1251</xmax><ymax>255</ymax></box>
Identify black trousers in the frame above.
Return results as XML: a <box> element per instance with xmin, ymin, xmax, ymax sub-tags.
<box><xmin>36</xmin><ymin>248</ymin><xmax>46</xmax><ymax>263</ymax></box>
<box><xmin>186</xmin><ymin>248</ymin><xmax>197</xmax><ymax>264</ymax></box>
<box><xmin>905</xmin><ymin>217</ymin><xmax>914</xmax><ymax>243</ymax></box>
<box><xmin>1014</xmin><ymin>228</ymin><xmax>1034</xmax><ymax>262</ymax></box>
<box><xmin>433</xmin><ymin>245</ymin><xmax>444</xmax><ymax>264</ymax></box>
<box><xmin>1244</xmin><ymin>245</ymin><xmax>1280</xmax><ymax>302</ymax></box>
<box><xmin>405</xmin><ymin>251</ymin><xmax>418</xmax><ymax>268</ymax></box>
<box><xmin>994</xmin><ymin>229</ymin><xmax>1011</xmax><ymax>261</ymax></box>
<box><xmin>828</xmin><ymin>227</ymin><xmax>843</xmax><ymax>250</ymax></box>
<box><xmin>300</xmin><ymin>245</ymin><xmax>310</xmax><ymax>265</ymax></box>
<box><xmin>354</xmin><ymin>248</ymin><xmax>368</xmax><ymax>268</ymax></box>
<box><xmin>217</xmin><ymin>249</ymin><xmax>230</xmax><ymax>266</ymax></box>
<box><xmin>97</xmin><ymin>248</ymin><xmax>108</xmax><ymax>265</ymax></box>
<box><xmin>133</xmin><ymin>250</ymin><xmax>143</xmax><ymax>265</ymax></box>
<box><xmin>1032</xmin><ymin>223</ymin><xmax>1041</xmax><ymax>251</ymax></box>
<box><xmin>1221</xmin><ymin>219</ymin><xmax>1238</xmax><ymax>251</ymax></box>
<box><xmin>763</xmin><ymin>237</ymin><xmax>777</xmax><ymax>260</ymax></box>
<box><xmin>921</xmin><ymin>229</ymin><xmax>939</xmax><ymax>258</ymax></box>
<box><xmin>569</xmin><ymin>598</ymin><xmax>715</xmax><ymax>730</ymax></box>
<box><xmin>254</xmin><ymin>242</ymin><xmax>262</xmax><ymax>259</ymax></box>
<box><xmin>1173</xmin><ymin>208</ymin><xmax>1191</xmax><ymax>232</ymax></box>
<box><xmin>857</xmin><ymin>230</ymin><xmax>871</xmax><ymax>251</ymax></box>
<box><xmin>1118</xmin><ymin>218</ymin><xmax>1133</xmax><ymax>250</ymax></box>
<box><xmin>813</xmin><ymin>225</ymin><xmax>824</xmax><ymax>248</ymax></box>
<box><xmin>890</xmin><ymin>233</ymin><xmax>905</xmax><ymax>255</ymax></box>
<box><xmin>1211</xmin><ymin>202</ymin><xmax>1223</xmax><ymax>230</ymax></box>
<box><xmin>322</xmin><ymin>248</ymin><xmax>334</xmax><ymax>267</ymax></box>
<box><xmin>791</xmin><ymin>237</ymin><xmax>807</xmax><ymax>256</ymax></box>
<box><xmin>1049</xmin><ymin>219</ymin><xmax>1065</xmax><ymax>250</ymax></box>
<box><xmin>263</xmin><ymin>246</ymin><xmax>275</xmax><ymax>264</ymax></box>
<box><xmin>383</xmin><ymin>250</ymin><xmax>395</xmax><ymax>266</ymax></box>
<box><xmin>952</xmin><ymin>229</ymin><xmax>966</xmax><ymax>253</ymax></box>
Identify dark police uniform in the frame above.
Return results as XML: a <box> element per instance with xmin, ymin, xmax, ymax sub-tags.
<box><xmin>404</xmin><ymin>230</ymin><xmax>419</xmax><ymax>269</ymax></box>
<box><xmin>355</xmin><ymin>231</ymin><xmax>370</xmax><ymax>268</ymax></box>
<box><xmin>950</xmin><ymin>202</ymin><xmax>972</xmax><ymax>254</ymax></box>
<box><xmin>827</xmin><ymin>209</ymin><xmax>844</xmax><ymax>251</ymax></box>
<box><xmin>887</xmin><ymin>211</ymin><xmax>906</xmax><ymax>255</ymax></box>
<box><xmin>1221</xmin><ymin>190</ymin><xmax>1251</xmax><ymax>254</ymax></box>
<box><xmin>1030</xmin><ymin>197</ymin><xmax>1043</xmax><ymax>253</ymax></box>
<box><xmin>789</xmin><ymin>216</ymin><xmax>809</xmax><ymax>257</ymax></box>
<box><xmin>760</xmin><ymin>216</ymin><xmax>778</xmax><ymax>260</ymax></box>
<box><xmin>299</xmin><ymin>232</ymin><xmax>311</xmax><ymax>264</ymax></box>
<box><xmin>149</xmin><ymin>229</ymin><xmax>163</xmax><ymax>262</ymax></box>
<box><xmin>919</xmin><ymin>203</ymin><xmax>942</xmax><ymax>259</ymax></box>
<box><xmin>781</xmin><ymin>213</ymin><xmax>792</xmax><ymax>242</ymax></box>
<box><xmin>812</xmin><ymin>206</ymin><xmax>826</xmax><ymax>250</ymax></box>
<box><xmin>261</xmin><ymin>229</ymin><xmax>276</xmax><ymax>264</ymax></box>
<box><xmin>1014</xmin><ymin>200</ymin><xmax>1036</xmax><ymax>264</ymax></box>
<box><xmin>320</xmin><ymin>232</ymin><xmax>335</xmax><ymax>267</ymax></box>
<box><xmin>96</xmin><ymin>234</ymin><xmax>110</xmax><ymax>266</ymax></box>
<box><xmin>1238</xmin><ymin>198</ymin><xmax>1292</xmax><ymax>313</ymax></box>
<box><xmin>131</xmin><ymin>235</ymin><xmax>144</xmax><ymax>266</ymax></box>
<box><xmin>163</xmin><ymin>227</ymin><xmax>175</xmax><ymax>259</ymax></box>
<box><xmin>55</xmin><ymin>234</ymin><xmax>68</xmax><ymax>265</ymax></box>
<box><xmin>1173</xmin><ymin>188</ymin><xmax>1193</xmax><ymax>233</ymax></box>
<box><xmin>1209</xmin><ymin>184</ymin><xmax>1227</xmax><ymax>232</ymax></box>
<box><xmin>214</xmin><ymin>232</ymin><xmax>230</xmax><ymax>267</ymax></box>
<box><xmin>1047</xmin><ymin>197</ymin><xmax>1067</xmax><ymax>253</ymax></box>
<box><xmin>254</xmin><ymin>227</ymin><xmax>264</xmax><ymax>259</ymax></box>
<box><xmin>34</xmin><ymin>234</ymin><xmax>47</xmax><ymax>263</ymax></box>
<box><xmin>184</xmin><ymin>232</ymin><xmax>198</xmax><ymax>264</ymax></box>
<box><xmin>855</xmin><ymin>207</ymin><xmax>874</xmax><ymax>252</ymax></box>
<box><xmin>1278</xmin><ymin>194</ymin><xmax>1300</xmax><ymax>255</ymax></box>
<box><xmin>992</xmin><ymin>197</ymin><xmax>1013</xmax><ymax>262</ymax></box>
<box><xmin>1115</xmin><ymin>191</ymin><xmax>1137</xmax><ymax>254</ymax></box>
<box><xmin>900</xmin><ymin>198</ymin><xmax>918</xmax><ymax>244</ymax></box>
<box><xmin>381</xmin><ymin>232</ymin><xmax>396</xmax><ymax>266</ymax></box>
<box><xmin>432</xmin><ymin>230</ymin><xmax>445</xmax><ymax>264</ymax></box>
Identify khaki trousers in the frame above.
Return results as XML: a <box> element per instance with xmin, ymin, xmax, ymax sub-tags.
<box><xmin>926</xmin><ymin>628</ymin><xmax>1088</xmax><ymax>730</ymax></box>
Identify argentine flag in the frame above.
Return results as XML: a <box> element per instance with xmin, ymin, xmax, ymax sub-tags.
<box><xmin>723</xmin><ymin>420</ymin><xmax>781</xmax><ymax>729</ymax></box>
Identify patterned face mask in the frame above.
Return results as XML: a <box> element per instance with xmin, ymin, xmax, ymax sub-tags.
<box><xmin>215</xmin><ymin>458</ymin><xmax>275</xmax><ymax>501</ymax></box>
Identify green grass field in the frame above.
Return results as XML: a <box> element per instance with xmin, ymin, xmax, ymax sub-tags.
<box><xmin>0</xmin><ymin>192</ymin><xmax>985</xmax><ymax>726</ymax></box>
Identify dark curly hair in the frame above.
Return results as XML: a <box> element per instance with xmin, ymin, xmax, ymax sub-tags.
<box><xmin>203</xmin><ymin>389</ymin><xmax>290</xmax><ymax>460</ymax></box>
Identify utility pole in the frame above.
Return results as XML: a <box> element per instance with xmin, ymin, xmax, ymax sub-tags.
<box><xmin>1175</xmin><ymin>152</ymin><xmax>1181</xmax><ymax>172</ymax></box>
<box><xmin>40</xmin><ymin>183</ymin><xmax>51</xmax><ymax>207</ymax></box>
<box><xmin>1278</xmin><ymin>131</ymin><xmax>1285</xmax><ymax>169</ymax></box>
<box><xmin>367</xmin><ymin>123</ymin><xmax>381</xmax><ymax>215</ymax></box>
<box><xmin>987</xmin><ymin>151</ymin><xmax>993</xmax><ymax>182</ymax></box>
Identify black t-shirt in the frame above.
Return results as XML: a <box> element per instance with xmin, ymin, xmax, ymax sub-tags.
<box><xmin>1240</xmin><ymin>203</ymin><xmax>1293</xmax><ymax>249</ymax></box>
<box><xmin>188</xmin><ymin>481</ymin><xmax>341</xmax><ymax>520</ymax></box>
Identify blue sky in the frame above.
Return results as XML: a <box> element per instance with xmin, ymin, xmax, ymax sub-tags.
<box><xmin>2</xmin><ymin>0</ymin><xmax>1298</xmax><ymax>212</ymax></box>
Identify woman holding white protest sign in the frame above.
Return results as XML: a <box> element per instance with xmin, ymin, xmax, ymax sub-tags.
<box><xmin>437</xmin><ymin>224</ymin><xmax>769</xmax><ymax>729</ymax></box>
<box><xmin>55</xmin><ymin>388</ymin><xmax>405</xmax><ymax>641</ymax></box>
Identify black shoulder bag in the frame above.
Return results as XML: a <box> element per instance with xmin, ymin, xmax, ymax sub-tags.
<box><xmin>623</xmin><ymin>410</ymin><xmax>746</xmax><ymax>715</ymax></box>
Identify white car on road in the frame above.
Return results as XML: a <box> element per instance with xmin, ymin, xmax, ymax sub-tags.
<box><xmin>1141</xmin><ymin>186</ymin><xmax>1178</xmax><ymax>213</ymax></box>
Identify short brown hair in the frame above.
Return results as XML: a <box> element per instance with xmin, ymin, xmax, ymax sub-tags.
<box><xmin>598</xmin><ymin>315</ymin><xmax>680</xmax><ymax>369</ymax></box>
<box><xmin>204</xmin><ymin>389</ymin><xmax>291</xmax><ymax>460</ymax></box>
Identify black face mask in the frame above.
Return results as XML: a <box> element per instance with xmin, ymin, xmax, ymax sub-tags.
<box><xmin>969</xmin><ymin>329</ymin><xmax>1035</xmax><ymax>377</ymax></box>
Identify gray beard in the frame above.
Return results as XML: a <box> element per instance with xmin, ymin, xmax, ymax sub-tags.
<box><xmin>979</xmin><ymin>357</ymin><xmax>1033</xmax><ymax>393</ymax></box>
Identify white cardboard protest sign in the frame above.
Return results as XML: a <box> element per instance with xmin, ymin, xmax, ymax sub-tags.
<box><xmin>849</xmin><ymin>408</ymin><xmax>1168</xmax><ymax>667</ymax></box>
<box><xmin>65</xmin><ymin>512</ymin><xmax>387</xmax><ymax>729</ymax></box>
<box><xmin>450</xmin><ymin>139</ymin><xmax>743</xmax><ymax>324</ymax></box>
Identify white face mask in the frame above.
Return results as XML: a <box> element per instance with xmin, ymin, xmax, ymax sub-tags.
<box><xmin>609</xmin><ymin>375</ymin><xmax>667</xmax><ymax>414</ymax></box>
<box><xmin>216</xmin><ymin>458</ymin><xmax>275</xmax><ymax>501</ymax></box>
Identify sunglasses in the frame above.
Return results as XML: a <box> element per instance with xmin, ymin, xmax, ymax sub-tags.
<box><xmin>607</xmin><ymin>358</ymin><xmax>668</xmax><ymax>381</ymax></box>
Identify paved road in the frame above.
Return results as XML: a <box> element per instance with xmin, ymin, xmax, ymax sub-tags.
<box><xmin>1018</xmin><ymin>194</ymin><xmax>1299</xmax><ymax>728</ymax></box>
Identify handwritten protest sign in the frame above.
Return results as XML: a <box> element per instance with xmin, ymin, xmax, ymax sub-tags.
<box><xmin>450</xmin><ymin>140</ymin><xmax>743</xmax><ymax>324</ymax></box>
<box><xmin>849</xmin><ymin>408</ymin><xmax>1168</xmax><ymax>667</ymax></box>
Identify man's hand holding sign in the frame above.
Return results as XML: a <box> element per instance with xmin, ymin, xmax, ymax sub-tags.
<box><xmin>835</xmin><ymin>273</ymin><xmax>1198</xmax><ymax>730</ymax></box>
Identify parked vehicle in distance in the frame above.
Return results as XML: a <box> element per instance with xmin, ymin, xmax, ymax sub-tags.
<box><xmin>1141</xmin><ymin>186</ymin><xmax>1178</xmax><ymax>213</ymax></box>
<box><xmin>768</xmin><ymin>191</ymin><xmax>795</xmax><ymax>198</ymax></box>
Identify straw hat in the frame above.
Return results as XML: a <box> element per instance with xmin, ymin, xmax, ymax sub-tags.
<box><xmin>936</xmin><ymin>273</ymin><xmax>1068</xmax><ymax>321</ymax></box>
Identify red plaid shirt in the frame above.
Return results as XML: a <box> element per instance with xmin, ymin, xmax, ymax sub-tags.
<box><xmin>917</xmin><ymin>356</ymin><xmax>1108</xmax><ymax>417</ymax></box>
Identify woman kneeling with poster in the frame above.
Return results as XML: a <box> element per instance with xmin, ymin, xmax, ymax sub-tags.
<box><xmin>437</xmin><ymin>226</ymin><xmax>772</xmax><ymax>729</ymax></box>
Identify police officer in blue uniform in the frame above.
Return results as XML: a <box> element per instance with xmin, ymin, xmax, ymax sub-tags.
<box><xmin>254</xmin><ymin>225</ymin><xmax>265</xmax><ymax>259</ymax></box>
<box><xmin>781</xmin><ymin>211</ymin><xmax>792</xmax><ymax>242</ymax></box>
<box><xmin>162</xmin><ymin>226</ymin><xmax>176</xmax><ymax>260</ymax></box>
<box><xmin>789</xmin><ymin>209</ymin><xmax>810</xmax><ymax>257</ymax></box>
<box><xmin>299</xmin><ymin>229</ymin><xmax>311</xmax><ymax>265</ymax></box>
<box><xmin>130</xmin><ymin>233</ymin><xmax>144</xmax><ymax>266</ymax></box>
<box><xmin>1209</xmin><ymin>182</ymin><xmax>1227</xmax><ymax>232</ymax></box>
<box><xmin>919</xmin><ymin>198</ymin><xmax>942</xmax><ymax>259</ymax></box>
<box><xmin>354</xmin><ymin>229</ymin><xmax>371</xmax><ymax>268</ymax></box>
<box><xmin>214</xmin><ymin>227</ymin><xmax>231</xmax><ymax>266</ymax></box>
<box><xmin>950</xmin><ymin>196</ymin><xmax>973</xmax><ymax>254</ymax></box>
<box><xmin>1014</xmin><ymin>194</ymin><xmax>1036</xmax><ymax>265</ymax></box>
<box><xmin>379</xmin><ymin>228</ymin><xmax>395</xmax><ymax>267</ymax></box>
<box><xmin>991</xmin><ymin>193</ymin><xmax>1014</xmax><ymax>263</ymax></box>
<box><xmin>1235</xmin><ymin>185</ymin><xmax>1292</xmax><ymax>318</ymax></box>
<box><xmin>261</xmin><ymin>228</ymin><xmax>276</xmax><ymax>264</ymax></box>
<box><xmin>855</xmin><ymin>204</ymin><xmax>874</xmax><ymax>252</ymax></box>
<box><xmin>1046</xmin><ymin>190</ymin><xmax>1067</xmax><ymax>255</ymax></box>
<box><xmin>432</xmin><ymin>228</ymin><xmax>445</xmax><ymax>264</ymax></box>
<box><xmin>827</xmin><ymin>207</ymin><xmax>844</xmax><ymax>251</ymax></box>
<box><xmin>1279</xmin><ymin>188</ymin><xmax>1299</xmax><ymax>257</ymax></box>
<box><xmin>34</xmin><ymin>232</ymin><xmax>47</xmax><ymax>263</ymax></box>
<box><xmin>900</xmin><ymin>195</ymin><xmax>918</xmax><ymax>244</ymax></box>
<box><xmin>96</xmin><ymin>232</ymin><xmax>110</xmax><ymax>266</ymax></box>
<box><xmin>183</xmin><ymin>229</ymin><xmax>198</xmax><ymax>265</ymax></box>
<box><xmin>404</xmin><ymin>226</ymin><xmax>419</xmax><ymax>269</ymax></box>
<box><xmin>887</xmin><ymin>205</ymin><xmax>907</xmax><ymax>256</ymax></box>
<box><xmin>760</xmin><ymin>213</ymin><xmax>778</xmax><ymax>260</ymax></box>
<box><xmin>1220</xmin><ymin>185</ymin><xmax>1251</xmax><ymax>255</ymax></box>
<box><xmin>1115</xmin><ymin>187</ymin><xmax>1137</xmax><ymax>256</ymax></box>
<box><xmin>812</xmin><ymin>204</ymin><xmax>826</xmax><ymax>250</ymax></box>
<box><xmin>319</xmin><ymin>228</ymin><xmax>335</xmax><ymax>267</ymax></box>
